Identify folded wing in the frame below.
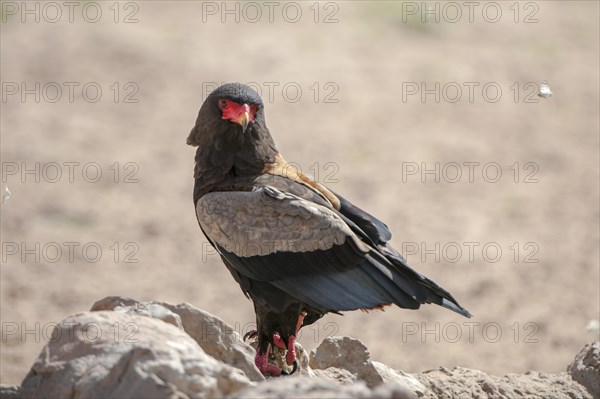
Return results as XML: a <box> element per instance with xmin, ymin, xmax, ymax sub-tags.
<box><xmin>196</xmin><ymin>182</ymin><xmax>470</xmax><ymax>317</ymax></box>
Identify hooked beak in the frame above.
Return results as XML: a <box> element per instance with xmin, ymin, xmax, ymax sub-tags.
<box><xmin>238</xmin><ymin>111</ymin><xmax>250</xmax><ymax>133</ymax></box>
<box><xmin>232</xmin><ymin>104</ymin><xmax>251</xmax><ymax>133</ymax></box>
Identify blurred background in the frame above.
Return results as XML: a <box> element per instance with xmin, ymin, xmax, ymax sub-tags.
<box><xmin>1</xmin><ymin>0</ymin><xmax>599</xmax><ymax>385</ymax></box>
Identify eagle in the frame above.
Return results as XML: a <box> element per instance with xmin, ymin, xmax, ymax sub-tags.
<box><xmin>187</xmin><ymin>82</ymin><xmax>471</xmax><ymax>376</ymax></box>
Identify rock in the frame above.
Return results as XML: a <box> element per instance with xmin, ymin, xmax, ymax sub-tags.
<box><xmin>92</xmin><ymin>297</ymin><xmax>183</xmax><ymax>329</ymax></box>
<box><xmin>309</xmin><ymin>336</ymin><xmax>427</xmax><ymax>397</ymax></box>
<box><xmin>371</xmin><ymin>363</ymin><xmax>425</xmax><ymax>398</ymax></box>
<box><xmin>91</xmin><ymin>296</ymin><xmax>264</xmax><ymax>382</ymax></box>
<box><xmin>235</xmin><ymin>376</ymin><xmax>372</xmax><ymax>398</ymax></box>
<box><xmin>568</xmin><ymin>341</ymin><xmax>600</xmax><ymax>398</ymax></box>
<box><xmin>236</xmin><ymin>376</ymin><xmax>424</xmax><ymax>399</ymax></box>
<box><xmin>372</xmin><ymin>382</ymin><xmax>424</xmax><ymax>399</ymax></box>
<box><xmin>0</xmin><ymin>385</ymin><xmax>21</xmax><ymax>399</ymax></box>
<box><xmin>19</xmin><ymin>311</ymin><xmax>252</xmax><ymax>398</ymax></box>
<box><xmin>312</xmin><ymin>367</ymin><xmax>357</xmax><ymax>384</ymax></box>
<box><xmin>10</xmin><ymin>299</ymin><xmax>596</xmax><ymax>399</ymax></box>
<box><xmin>309</xmin><ymin>336</ymin><xmax>371</xmax><ymax>373</ymax></box>
<box><xmin>416</xmin><ymin>367</ymin><xmax>592</xmax><ymax>399</ymax></box>
<box><xmin>295</xmin><ymin>343</ymin><xmax>311</xmax><ymax>374</ymax></box>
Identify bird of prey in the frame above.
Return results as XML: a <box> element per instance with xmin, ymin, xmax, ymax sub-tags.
<box><xmin>187</xmin><ymin>82</ymin><xmax>471</xmax><ymax>376</ymax></box>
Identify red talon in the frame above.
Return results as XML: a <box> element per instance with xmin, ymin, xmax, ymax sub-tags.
<box><xmin>286</xmin><ymin>335</ymin><xmax>297</xmax><ymax>366</ymax></box>
<box><xmin>254</xmin><ymin>350</ymin><xmax>282</xmax><ymax>376</ymax></box>
<box><xmin>243</xmin><ymin>329</ymin><xmax>258</xmax><ymax>342</ymax></box>
<box><xmin>273</xmin><ymin>332</ymin><xmax>286</xmax><ymax>349</ymax></box>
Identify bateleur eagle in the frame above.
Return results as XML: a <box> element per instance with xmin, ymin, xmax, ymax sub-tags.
<box><xmin>187</xmin><ymin>82</ymin><xmax>471</xmax><ymax>376</ymax></box>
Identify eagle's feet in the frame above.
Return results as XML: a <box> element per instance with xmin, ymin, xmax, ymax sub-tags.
<box><xmin>254</xmin><ymin>351</ymin><xmax>283</xmax><ymax>376</ymax></box>
<box><xmin>247</xmin><ymin>311</ymin><xmax>306</xmax><ymax>377</ymax></box>
<box><xmin>252</xmin><ymin>333</ymin><xmax>299</xmax><ymax>376</ymax></box>
<box><xmin>273</xmin><ymin>333</ymin><xmax>297</xmax><ymax>366</ymax></box>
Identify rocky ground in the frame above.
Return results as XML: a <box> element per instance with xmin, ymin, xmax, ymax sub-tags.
<box><xmin>1</xmin><ymin>297</ymin><xmax>597</xmax><ymax>399</ymax></box>
<box><xmin>2</xmin><ymin>2</ymin><xmax>599</xmax><ymax>385</ymax></box>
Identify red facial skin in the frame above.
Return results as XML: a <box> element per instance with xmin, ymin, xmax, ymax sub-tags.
<box><xmin>219</xmin><ymin>99</ymin><xmax>258</xmax><ymax>127</ymax></box>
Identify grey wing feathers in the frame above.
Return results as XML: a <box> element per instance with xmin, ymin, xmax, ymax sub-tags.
<box><xmin>196</xmin><ymin>186</ymin><xmax>363</xmax><ymax>257</ymax></box>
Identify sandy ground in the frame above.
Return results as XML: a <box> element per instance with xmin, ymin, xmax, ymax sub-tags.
<box><xmin>1</xmin><ymin>0</ymin><xmax>599</xmax><ymax>386</ymax></box>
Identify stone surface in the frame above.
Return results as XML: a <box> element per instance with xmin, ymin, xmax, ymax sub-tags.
<box><xmin>309</xmin><ymin>336</ymin><xmax>427</xmax><ymax>396</ymax></box>
<box><xmin>416</xmin><ymin>367</ymin><xmax>592</xmax><ymax>399</ymax></box>
<box><xmin>236</xmin><ymin>376</ymin><xmax>423</xmax><ymax>399</ymax></box>
<box><xmin>568</xmin><ymin>341</ymin><xmax>600</xmax><ymax>398</ymax></box>
<box><xmin>92</xmin><ymin>297</ymin><xmax>183</xmax><ymax>329</ymax></box>
<box><xmin>19</xmin><ymin>311</ymin><xmax>252</xmax><ymax>398</ymax></box>
<box><xmin>0</xmin><ymin>385</ymin><xmax>21</xmax><ymax>399</ymax></box>
<box><xmin>372</xmin><ymin>362</ymin><xmax>426</xmax><ymax>398</ymax></box>
<box><xmin>312</xmin><ymin>367</ymin><xmax>357</xmax><ymax>384</ymax></box>
<box><xmin>309</xmin><ymin>336</ymin><xmax>371</xmax><ymax>373</ymax></box>
<box><xmin>91</xmin><ymin>296</ymin><xmax>264</xmax><ymax>382</ymax></box>
<box><xmin>235</xmin><ymin>376</ymin><xmax>372</xmax><ymax>399</ymax></box>
<box><xmin>9</xmin><ymin>299</ymin><xmax>596</xmax><ymax>399</ymax></box>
